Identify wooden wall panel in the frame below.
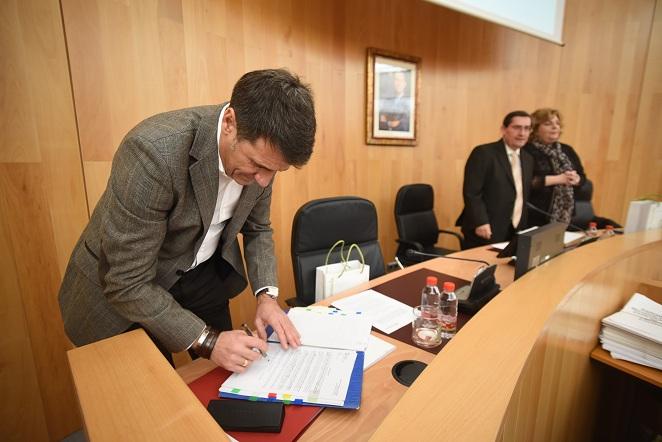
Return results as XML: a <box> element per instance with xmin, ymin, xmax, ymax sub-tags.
<box><xmin>2</xmin><ymin>0</ymin><xmax>658</xmax><ymax>439</ymax></box>
<box><xmin>627</xmin><ymin>2</ymin><xmax>662</xmax><ymax>203</ymax></box>
<box><xmin>0</xmin><ymin>0</ymin><xmax>88</xmax><ymax>439</ymax></box>
<box><xmin>60</xmin><ymin>0</ymin><xmax>660</xmax><ymax>331</ymax></box>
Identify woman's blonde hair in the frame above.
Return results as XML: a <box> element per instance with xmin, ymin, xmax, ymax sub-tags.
<box><xmin>530</xmin><ymin>108</ymin><xmax>563</xmax><ymax>141</ymax></box>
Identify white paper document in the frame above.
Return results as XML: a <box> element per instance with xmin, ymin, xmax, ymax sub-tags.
<box><xmin>492</xmin><ymin>231</ymin><xmax>584</xmax><ymax>251</ymax></box>
<box><xmin>600</xmin><ymin>292</ymin><xmax>662</xmax><ymax>369</ymax></box>
<box><xmin>332</xmin><ymin>289</ymin><xmax>413</xmax><ymax>334</ymax></box>
<box><xmin>220</xmin><ymin>343</ymin><xmax>356</xmax><ymax>406</ymax></box>
<box><xmin>269</xmin><ymin>306</ymin><xmax>372</xmax><ymax>351</ymax></box>
<box><xmin>364</xmin><ymin>334</ymin><xmax>396</xmax><ymax>369</ymax></box>
<box><xmin>601</xmin><ymin>293</ymin><xmax>662</xmax><ymax>344</ymax></box>
<box><xmin>563</xmin><ymin>231</ymin><xmax>584</xmax><ymax>245</ymax></box>
<box><xmin>491</xmin><ymin>241</ymin><xmax>508</xmax><ymax>251</ymax></box>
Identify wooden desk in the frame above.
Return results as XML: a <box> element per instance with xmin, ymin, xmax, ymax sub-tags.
<box><xmin>371</xmin><ymin>229</ymin><xmax>661</xmax><ymax>441</ymax></box>
<box><xmin>67</xmin><ymin>330</ymin><xmax>228</xmax><ymax>442</ymax></box>
<box><xmin>590</xmin><ymin>347</ymin><xmax>661</xmax><ymax>389</ymax></box>
<box><xmin>68</xmin><ymin>245</ymin><xmax>509</xmax><ymax>441</ymax></box>
<box><xmin>67</xmin><ymin>231</ymin><xmax>662</xmax><ymax>441</ymax></box>
<box><xmin>177</xmin><ymin>245</ymin><xmax>511</xmax><ymax>440</ymax></box>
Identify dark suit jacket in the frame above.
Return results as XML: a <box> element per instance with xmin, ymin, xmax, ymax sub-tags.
<box><xmin>455</xmin><ymin>139</ymin><xmax>533</xmax><ymax>248</ymax></box>
<box><xmin>59</xmin><ymin>104</ymin><xmax>277</xmax><ymax>352</ymax></box>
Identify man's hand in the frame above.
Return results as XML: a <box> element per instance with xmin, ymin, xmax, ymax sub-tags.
<box><xmin>254</xmin><ymin>296</ymin><xmax>301</xmax><ymax>349</ymax></box>
<box><xmin>475</xmin><ymin>224</ymin><xmax>492</xmax><ymax>240</ymax></box>
<box><xmin>210</xmin><ymin>330</ymin><xmax>268</xmax><ymax>373</ymax></box>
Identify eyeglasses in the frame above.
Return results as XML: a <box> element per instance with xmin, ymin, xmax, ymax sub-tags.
<box><xmin>509</xmin><ymin>125</ymin><xmax>532</xmax><ymax>132</ymax></box>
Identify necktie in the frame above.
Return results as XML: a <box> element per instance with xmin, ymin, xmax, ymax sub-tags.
<box><xmin>510</xmin><ymin>151</ymin><xmax>523</xmax><ymax>228</ymax></box>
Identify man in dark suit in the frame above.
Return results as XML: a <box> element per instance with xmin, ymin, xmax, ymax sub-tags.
<box><xmin>456</xmin><ymin>111</ymin><xmax>534</xmax><ymax>249</ymax></box>
<box><xmin>59</xmin><ymin>69</ymin><xmax>315</xmax><ymax>372</ymax></box>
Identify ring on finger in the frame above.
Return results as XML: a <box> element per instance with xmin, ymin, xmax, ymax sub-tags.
<box><xmin>241</xmin><ymin>359</ymin><xmax>248</xmax><ymax>367</ymax></box>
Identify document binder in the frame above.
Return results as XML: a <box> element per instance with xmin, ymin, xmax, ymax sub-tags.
<box><xmin>220</xmin><ymin>307</ymin><xmax>369</xmax><ymax>409</ymax></box>
<box><xmin>220</xmin><ymin>351</ymin><xmax>364</xmax><ymax>409</ymax></box>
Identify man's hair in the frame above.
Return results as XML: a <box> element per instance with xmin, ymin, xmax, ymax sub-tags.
<box><xmin>530</xmin><ymin>108</ymin><xmax>563</xmax><ymax>140</ymax></box>
<box><xmin>502</xmin><ymin>110</ymin><xmax>531</xmax><ymax>128</ymax></box>
<box><xmin>230</xmin><ymin>69</ymin><xmax>316</xmax><ymax>167</ymax></box>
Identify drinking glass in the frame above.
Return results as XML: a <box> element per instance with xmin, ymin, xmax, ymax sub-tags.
<box><xmin>412</xmin><ymin>305</ymin><xmax>442</xmax><ymax>348</ymax></box>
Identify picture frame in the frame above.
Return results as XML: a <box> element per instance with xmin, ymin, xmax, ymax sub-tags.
<box><xmin>366</xmin><ymin>48</ymin><xmax>421</xmax><ymax>146</ymax></box>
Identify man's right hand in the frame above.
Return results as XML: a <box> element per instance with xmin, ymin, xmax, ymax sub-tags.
<box><xmin>210</xmin><ymin>330</ymin><xmax>268</xmax><ymax>373</ymax></box>
<box><xmin>475</xmin><ymin>224</ymin><xmax>492</xmax><ymax>240</ymax></box>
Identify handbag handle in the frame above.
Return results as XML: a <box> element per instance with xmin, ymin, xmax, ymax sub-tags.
<box><xmin>324</xmin><ymin>240</ymin><xmax>346</xmax><ymax>267</ymax></box>
<box><xmin>338</xmin><ymin>243</ymin><xmax>366</xmax><ymax>277</ymax></box>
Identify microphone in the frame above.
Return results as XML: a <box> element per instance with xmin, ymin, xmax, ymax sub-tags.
<box><xmin>525</xmin><ymin>202</ymin><xmax>588</xmax><ymax>234</ymax></box>
<box><xmin>405</xmin><ymin>249</ymin><xmax>490</xmax><ymax>266</ymax></box>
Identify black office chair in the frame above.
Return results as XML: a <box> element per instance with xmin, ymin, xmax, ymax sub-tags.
<box><xmin>394</xmin><ymin>183</ymin><xmax>463</xmax><ymax>266</ymax></box>
<box><xmin>287</xmin><ymin>196</ymin><xmax>386</xmax><ymax>307</ymax></box>
<box><xmin>570</xmin><ymin>179</ymin><xmax>621</xmax><ymax>230</ymax></box>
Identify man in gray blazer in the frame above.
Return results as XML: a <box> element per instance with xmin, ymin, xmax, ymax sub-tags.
<box><xmin>456</xmin><ymin>111</ymin><xmax>534</xmax><ymax>249</ymax></box>
<box><xmin>59</xmin><ymin>69</ymin><xmax>316</xmax><ymax>372</ymax></box>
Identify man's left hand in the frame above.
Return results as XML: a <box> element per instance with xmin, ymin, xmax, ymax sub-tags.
<box><xmin>254</xmin><ymin>296</ymin><xmax>301</xmax><ymax>349</ymax></box>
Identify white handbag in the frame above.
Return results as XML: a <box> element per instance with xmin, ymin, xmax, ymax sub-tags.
<box><xmin>315</xmin><ymin>240</ymin><xmax>370</xmax><ymax>302</ymax></box>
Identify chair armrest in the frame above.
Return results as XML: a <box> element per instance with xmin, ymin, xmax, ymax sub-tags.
<box><xmin>439</xmin><ymin>229</ymin><xmax>464</xmax><ymax>249</ymax></box>
<box><xmin>285</xmin><ymin>297</ymin><xmax>308</xmax><ymax>308</ymax></box>
<box><xmin>396</xmin><ymin>239</ymin><xmax>424</xmax><ymax>251</ymax></box>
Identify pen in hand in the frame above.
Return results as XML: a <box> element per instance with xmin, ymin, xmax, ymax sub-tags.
<box><xmin>241</xmin><ymin>323</ymin><xmax>269</xmax><ymax>360</ymax></box>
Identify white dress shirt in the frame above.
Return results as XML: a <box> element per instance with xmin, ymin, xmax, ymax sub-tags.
<box><xmin>189</xmin><ymin>103</ymin><xmax>243</xmax><ymax>269</ymax></box>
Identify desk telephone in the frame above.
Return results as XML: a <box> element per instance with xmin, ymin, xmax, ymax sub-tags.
<box><xmin>456</xmin><ymin>264</ymin><xmax>500</xmax><ymax>313</ymax></box>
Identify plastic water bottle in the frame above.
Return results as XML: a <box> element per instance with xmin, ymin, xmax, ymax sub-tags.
<box><xmin>439</xmin><ymin>282</ymin><xmax>458</xmax><ymax>339</ymax></box>
<box><xmin>587</xmin><ymin>221</ymin><xmax>598</xmax><ymax>237</ymax></box>
<box><xmin>421</xmin><ymin>276</ymin><xmax>441</xmax><ymax>310</ymax></box>
<box><xmin>604</xmin><ymin>225</ymin><xmax>615</xmax><ymax>236</ymax></box>
<box><xmin>412</xmin><ymin>276</ymin><xmax>443</xmax><ymax>348</ymax></box>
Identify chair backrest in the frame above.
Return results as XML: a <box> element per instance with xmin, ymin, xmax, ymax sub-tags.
<box><xmin>291</xmin><ymin>196</ymin><xmax>385</xmax><ymax>306</ymax></box>
<box><xmin>571</xmin><ymin>179</ymin><xmax>595</xmax><ymax>229</ymax></box>
<box><xmin>394</xmin><ymin>183</ymin><xmax>440</xmax><ymax>247</ymax></box>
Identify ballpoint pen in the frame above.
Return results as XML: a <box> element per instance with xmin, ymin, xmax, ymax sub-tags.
<box><xmin>241</xmin><ymin>323</ymin><xmax>269</xmax><ymax>360</ymax></box>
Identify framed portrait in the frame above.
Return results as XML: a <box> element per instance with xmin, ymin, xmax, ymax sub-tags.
<box><xmin>366</xmin><ymin>48</ymin><xmax>421</xmax><ymax>146</ymax></box>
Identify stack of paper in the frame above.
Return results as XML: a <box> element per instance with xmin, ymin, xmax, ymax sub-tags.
<box><xmin>624</xmin><ymin>200</ymin><xmax>662</xmax><ymax>233</ymax></box>
<box><xmin>599</xmin><ymin>293</ymin><xmax>662</xmax><ymax>370</ymax></box>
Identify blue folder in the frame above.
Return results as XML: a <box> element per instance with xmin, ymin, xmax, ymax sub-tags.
<box><xmin>220</xmin><ymin>351</ymin><xmax>364</xmax><ymax>410</ymax></box>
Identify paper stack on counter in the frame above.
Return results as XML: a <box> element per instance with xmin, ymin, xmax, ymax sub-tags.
<box><xmin>600</xmin><ymin>293</ymin><xmax>662</xmax><ymax>370</ymax></box>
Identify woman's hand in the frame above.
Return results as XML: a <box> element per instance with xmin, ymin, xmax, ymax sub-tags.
<box><xmin>564</xmin><ymin>170</ymin><xmax>581</xmax><ymax>186</ymax></box>
<box><xmin>546</xmin><ymin>171</ymin><xmax>578</xmax><ymax>186</ymax></box>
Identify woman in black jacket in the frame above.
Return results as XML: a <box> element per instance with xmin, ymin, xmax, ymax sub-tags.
<box><xmin>525</xmin><ymin>108</ymin><xmax>586</xmax><ymax>227</ymax></box>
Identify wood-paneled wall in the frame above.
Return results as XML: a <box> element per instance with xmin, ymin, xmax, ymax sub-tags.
<box><xmin>1</xmin><ymin>0</ymin><xmax>660</xmax><ymax>439</ymax></box>
<box><xmin>0</xmin><ymin>0</ymin><xmax>89</xmax><ymax>440</ymax></box>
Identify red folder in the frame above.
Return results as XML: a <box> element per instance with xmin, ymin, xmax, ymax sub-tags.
<box><xmin>188</xmin><ymin>367</ymin><xmax>323</xmax><ymax>441</ymax></box>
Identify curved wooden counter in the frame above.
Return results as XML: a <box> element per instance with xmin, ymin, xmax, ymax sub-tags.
<box><xmin>67</xmin><ymin>230</ymin><xmax>660</xmax><ymax>441</ymax></box>
<box><xmin>370</xmin><ymin>229</ymin><xmax>662</xmax><ymax>441</ymax></box>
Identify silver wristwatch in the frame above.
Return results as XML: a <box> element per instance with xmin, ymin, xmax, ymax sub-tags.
<box><xmin>256</xmin><ymin>286</ymin><xmax>279</xmax><ymax>300</ymax></box>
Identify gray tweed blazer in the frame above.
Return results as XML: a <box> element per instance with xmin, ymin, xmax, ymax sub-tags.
<box><xmin>58</xmin><ymin>104</ymin><xmax>277</xmax><ymax>352</ymax></box>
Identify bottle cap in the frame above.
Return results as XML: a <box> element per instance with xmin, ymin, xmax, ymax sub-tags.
<box><xmin>589</xmin><ymin>222</ymin><xmax>597</xmax><ymax>228</ymax></box>
<box><xmin>606</xmin><ymin>225</ymin><xmax>614</xmax><ymax>230</ymax></box>
<box><xmin>443</xmin><ymin>282</ymin><xmax>455</xmax><ymax>292</ymax></box>
<box><xmin>426</xmin><ymin>276</ymin><xmax>438</xmax><ymax>286</ymax></box>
